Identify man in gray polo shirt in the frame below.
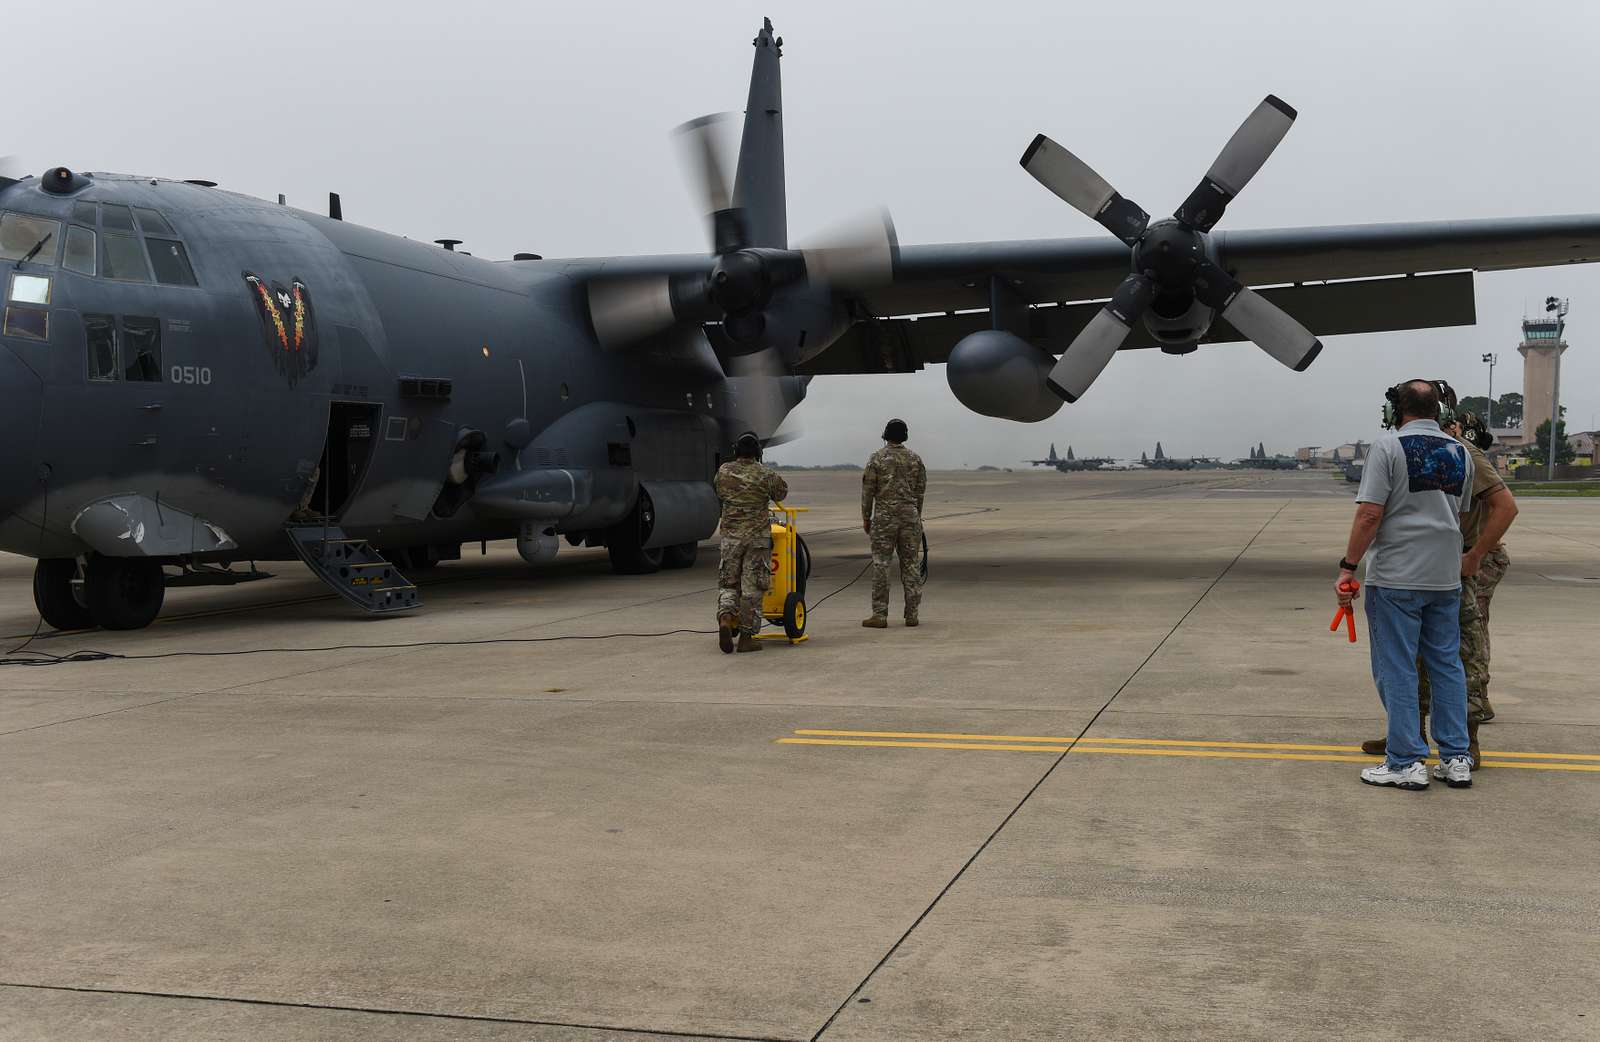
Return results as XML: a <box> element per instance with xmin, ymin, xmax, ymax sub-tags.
<box><xmin>1336</xmin><ymin>379</ymin><xmax>1474</xmax><ymax>790</ymax></box>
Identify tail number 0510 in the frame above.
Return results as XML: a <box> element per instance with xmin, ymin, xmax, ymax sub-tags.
<box><xmin>170</xmin><ymin>365</ymin><xmax>213</xmax><ymax>385</ymax></box>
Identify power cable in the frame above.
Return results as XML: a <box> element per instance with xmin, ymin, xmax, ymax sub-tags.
<box><xmin>2</xmin><ymin>505</ymin><xmax>977</xmax><ymax>667</ymax></box>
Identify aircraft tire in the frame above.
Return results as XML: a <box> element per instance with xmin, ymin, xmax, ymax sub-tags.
<box><xmin>84</xmin><ymin>556</ymin><xmax>165</xmax><ymax>631</ymax></box>
<box><xmin>32</xmin><ymin>558</ymin><xmax>95</xmax><ymax>631</ymax></box>
<box><xmin>660</xmin><ymin>542</ymin><xmax>699</xmax><ymax>569</ymax></box>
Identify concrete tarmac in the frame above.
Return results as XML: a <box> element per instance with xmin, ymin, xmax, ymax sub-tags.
<box><xmin>2</xmin><ymin>469</ymin><xmax>1597</xmax><ymax>1041</ymax></box>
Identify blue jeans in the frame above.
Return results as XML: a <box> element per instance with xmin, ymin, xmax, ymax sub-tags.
<box><xmin>1364</xmin><ymin>586</ymin><xmax>1470</xmax><ymax>767</ymax></box>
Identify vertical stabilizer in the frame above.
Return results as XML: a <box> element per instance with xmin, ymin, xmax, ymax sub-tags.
<box><xmin>733</xmin><ymin>18</ymin><xmax>786</xmax><ymax>248</ymax></box>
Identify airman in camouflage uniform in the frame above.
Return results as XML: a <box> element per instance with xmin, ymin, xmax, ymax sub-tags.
<box><xmin>714</xmin><ymin>431</ymin><xmax>788</xmax><ymax>654</ymax></box>
<box><xmin>862</xmin><ymin>418</ymin><xmax>927</xmax><ymax>628</ymax></box>
<box><xmin>1365</xmin><ymin>410</ymin><xmax>1516</xmax><ymax>765</ymax></box>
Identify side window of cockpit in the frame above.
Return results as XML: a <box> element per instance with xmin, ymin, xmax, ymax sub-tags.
<box><xmin>85</xmin><ymin>314</ymin><xmax>118</xmax><ymax>381</ymax></box>
<box><xmin>82</xmin><ymin>314</ymin><xmax>162</xmax><ymax>382</ymax></box>
<box><xmin>122</xmin><ymin>316</ymin><xmax>161</xmax><ymax>381</ymax></box>
<box><xmin>63</xmin><ymin>226</ymin><xmax>96</xmax><ymax>276</ymax></box>
<box><xmin>0</xmin><ymin>213</ymin><xmax>62</xmax><ymax>265</ymax></box>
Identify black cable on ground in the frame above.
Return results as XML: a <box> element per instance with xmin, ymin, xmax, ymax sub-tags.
<box><xmin>806</xmin><ymin>501</ymin><xmax>1287</xmax><ymax>1042</ymax></box>
<box><xmin>0</xmin><ymin>530</ymin><xmax>903</xmax><ymax>667</ymax></box>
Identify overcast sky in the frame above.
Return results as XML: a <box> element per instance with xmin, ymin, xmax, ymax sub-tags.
<box><xmin>14</xmin><ymin>0</ymin><xmax>1600</xmax><ymax>466</ymax></box>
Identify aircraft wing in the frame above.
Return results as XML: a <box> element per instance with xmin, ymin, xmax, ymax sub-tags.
<box><xmin>801</xmin><ymin>214</ymin><xmax>1600</xmax><ymax>375</ymax></box>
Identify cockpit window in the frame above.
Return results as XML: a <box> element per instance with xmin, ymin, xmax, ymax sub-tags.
<box><xmin>63</xmin><ymin>226</ymin><xmax>96</xmax><ymax>276</ymax></box>
<box><xmin>72</xmin><ymin>202</ymin><xmax>98</xmax><ymax>225</ymax></box>
<box><xmin>133</xmin><ymin>208</ymin><xmax>175</xmax><ymax>235</ymax></box>
<box><xmin>146</xmin><ymin>238</ymin><xmax>197</xmax><ymax>286</ymax></box>
<box><xmin>83</xmin><ymin>313</ymin><xmax>163</xmax><ymax>382</ymax></box>
<box><xmin>85</xmin><ymin>314</ymin><xmax>118</xmax><ymax>381</ymax></box>
<box><xmin>122</xmin><ymin>316</ymin><xmax>162</xmax><ymax>381</ymax></box>
<box><xmin>0</xmin><ymin>213</ymin><xmax>62</xmax><ymax>265</ymax></box>
<box><xmin>102</xmin><ymin>232</ymin><xmax>152</xmax><ymax>282</ymax></box>
<box><xmin>101</xmin><ymin>204</ymin><xmax>136</xmax><ymax>233</ymax></box>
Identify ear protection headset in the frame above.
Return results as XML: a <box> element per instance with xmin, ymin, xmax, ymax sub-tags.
<box><xmin>1382</xmin><ymin>380</ymin><xmax>1456</xmax><ymax>429</ymax></box>
<box><xmin>734</xmin><ymin>430</ymin><xmax>762</xmax><ymax>459</ymax></box>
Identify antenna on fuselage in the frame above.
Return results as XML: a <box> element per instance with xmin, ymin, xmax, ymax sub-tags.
<box><xmin>329</xmin><ymin>192</ymin><xmax>343</xmax><ymax>221</ymax></box>
<box><xmin>277</xmin><ymin>193</ymin><xmax>286</xmax><ymax>205</ymax></box>
<box><xmin>435</xmin><ymin>239</ymin><xmax>462</xmax><ymax>252</ymax></box>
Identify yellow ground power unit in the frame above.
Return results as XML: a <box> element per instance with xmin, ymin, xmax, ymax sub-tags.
<box><xmin>757</xmin><ymin>505</ymin><xmax>811</xmax><ymax>643</ymax></box>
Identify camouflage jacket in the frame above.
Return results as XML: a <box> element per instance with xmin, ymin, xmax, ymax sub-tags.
<box><xmin>863</xmin><ymin>443</ymin><xmax>927</xmax><ymax>521</ymax></box>
<box><xmin>715</xmin><ymin>459</ymin><xmax>788</xmax><ymax>539</ymax></box>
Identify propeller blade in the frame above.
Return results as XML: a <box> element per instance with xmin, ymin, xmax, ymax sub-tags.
<box><xmin>1046</xmin><ymin>274</ymin><xmax>1154</xmax><ymax>402</ymax></box>
<box><xmin>673</xmin><ymin>113</ymin><xmax>747</xmax><ymax>253</ymax></box>
<box><xmin>587</xmin><ymin>275</ymin><xmax>678</xmax><ymax>351</ymax></box>
<box><xmin>1174</xmin><ymin>95</ymin><xmax>1296</xmax><ymax>231</ymax></box>
<box><xmin>725</xmin><ymin>346</ymin><xmax>793</xmax><ymax>438</ymax></box>
<box><xmin>1020</xmin><ymin>134</ymin><xmax>1148</xmax><ymax>246</ymax></box>
<box><xmin>797</xmin><ymin>208</ymin><xmax>899</xmax><ymax>287</ymax></box>
<box><xmin>1190</xmin><ymin>260</ymin><xmax>1320</xmax><ymax>370</ymax></box>
<box><xmin>1221</xmin><ymin>287</ymin><xmax>1323</xmax><ymax>372</ymax></box>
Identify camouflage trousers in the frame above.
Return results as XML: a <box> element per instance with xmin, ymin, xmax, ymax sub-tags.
<box><xmin>869</xmin><ymin>509</ymin><xmax>924</xmax><ymax>620</ymax></box>
<box><xmin>717</xmin><ymin>532</ymin><xmax>772</xmax><ymax>635</ymax></box>
<box><xmin>1419</xmin><ymin>546</ymin><xmax>1510</xmax><ymax>721</ymax></box>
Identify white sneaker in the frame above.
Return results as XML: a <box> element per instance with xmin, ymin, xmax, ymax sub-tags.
<box><xmin>1432</xmin><ymin>756</ymin><xmax>1473</xmax><ymax>789</ymax></box>
<box><xmin>1360</xmin><ymin>761</ymin><xmax>1429</xmax><ymax>790</ymax></box>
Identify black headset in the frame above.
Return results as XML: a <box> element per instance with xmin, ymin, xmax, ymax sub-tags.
<box><xmin>1382</xmin><ymin>380</ymin><xmax>1456</xmax><ymax>430</ymax></box>
<box><xmin>734</xmin><ymin>430</ymin><xmax>762</xmax><ymax>459</ymax></box>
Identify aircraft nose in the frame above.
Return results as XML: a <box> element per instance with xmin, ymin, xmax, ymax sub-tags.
<box><xmin>0</xmin><ymin>345</ymin><xmax>42</xmax><ymax>521</ymax></box>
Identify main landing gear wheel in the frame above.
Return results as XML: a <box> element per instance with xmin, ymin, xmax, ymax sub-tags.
<box><xmin>782</xmin><ymin>592</ymin><xmax>807</xmax><ymax>641</ymax></box>
<box><xmin>661</xmin><ymin>542</ymin><xmax>699</xmax><ymax>569</ymax></box>
<box><xmin>32</xmin><ymin>558</ymin><xmax>95</xmax><ymax>631</ymax></box>
<box><xmin>83</xmin><ymin>556</ymin><xmax>165</xmax><ymax>631</ymax></box>
<box><xmin>606</xmin><ymin>492</ymin><xmax>663</xmax><ymax>575</ymax></box>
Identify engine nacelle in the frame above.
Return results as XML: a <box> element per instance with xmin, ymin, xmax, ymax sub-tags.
<box><xmin>945</xmin><ymin>330</ymin><xmax>1064</xmax><ymax>422</ymax></box>
<box><xmin>1142</xmin><ymin>293</ymin><xmax>1214</xmax><ymax>351</ymax></box>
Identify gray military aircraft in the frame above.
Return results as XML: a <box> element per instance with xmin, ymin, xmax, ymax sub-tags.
<box><xmin>4</xmin><ymin>18</ymin><xmax>1599</xmax><ymax>632</ymax></box>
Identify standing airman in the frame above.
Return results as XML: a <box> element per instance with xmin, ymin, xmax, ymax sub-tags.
<box><xmin>862</xmin><ymin>418</ymin><xmax>927</xmax><ymax>628</ymax></box>
<box><xmin>714</xmin><ymin>431</ymin><xmax>788</xmax><ymax>654</ymax></box>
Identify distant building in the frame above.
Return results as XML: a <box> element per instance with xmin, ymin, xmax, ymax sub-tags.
<box><xmin>1497</xmin><ymin>313</ymin><xmax>1568</xmax><ymax>451</ymax></box>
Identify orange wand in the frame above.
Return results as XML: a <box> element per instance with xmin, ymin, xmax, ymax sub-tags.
<box><xmin>1330</xmin><ymin>580</ymin><xmax>1360</xmax><ymax>643</ymax></box>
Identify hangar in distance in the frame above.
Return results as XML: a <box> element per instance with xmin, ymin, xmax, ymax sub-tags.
<box><xmin>1</xmin><ymin>17</ymin><xmax>1597</xmax><ymax>632</ymax></box>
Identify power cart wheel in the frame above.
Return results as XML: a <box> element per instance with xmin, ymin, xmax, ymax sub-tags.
<box><xmin>83</xmin><ymin>556</ymin><xmax>165</xmax><ymax>631</ymax></box>
<box><xmin>794</xmin><ymin>535</ymin><xmax>811</xmax><ymax>596</ymax></box>
<box><xmin>32</xmin><ymin>558</ymin><xmax>95</xmax><ymax>631</ymax></box>
<box><xmin>782</xmin><ymin>592</ymin><xmax>806</xmax><ymax>641</ymax></box>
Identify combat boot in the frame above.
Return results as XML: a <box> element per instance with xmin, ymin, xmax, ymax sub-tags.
<box><xmin>862</xmin><ymin>616</ymin><xmax>887</xmax><ymax>629</ymax></box>
<box><xmin>1477</xmin><ymin>696</ymin><xmax>1496</xmax><ymax>724</ymax></box>
<box><xmin>1468</xmin><ymin>716</ymin><xmax>1481</xmax><ymax>770</ymax></box>
<box><xmin>1360</xmin><ymin>713</ymin><xmax>1428</xmax><ymax>758</ymax></box>
<box><xmin>735</xmin><ymin>632</ymin><xmax>763</xmax><ymax>653</ymax></box>
<box><xmin>904</xmin><ymin>615</ymin><xmax>919</xmax><ymax>627</ymax></box>
<box><xmin>718</xmin><ymin>613</ymin><xmax>737</xmax><ymax>654</ymax></box>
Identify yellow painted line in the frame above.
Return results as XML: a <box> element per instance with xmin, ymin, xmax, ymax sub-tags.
<box><xmin>775</xmin><ymin>738</ymin><xmax>1600</xmax><ymax>773</ymax></box>
<box><xmin>790</xmin><ymin>729</ymin><xmax>1600</xmax><ymax>762</ymax></box>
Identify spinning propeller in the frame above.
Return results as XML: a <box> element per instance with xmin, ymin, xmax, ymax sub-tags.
<box><xmin>1020</xmin><ymin>96</ymin><xmax>1322</xmax><ymax>403</ymax></box>
<box><xmin>586</xmin><ymin>113</ymin><xmax>898</xmax><ymax>359</ymax></box>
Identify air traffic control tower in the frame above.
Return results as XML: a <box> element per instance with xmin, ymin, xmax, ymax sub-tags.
<box><xmin>1513</xmin><ymin>312</ymin><xmax>1567</xmax><ymax>449</ymax></box>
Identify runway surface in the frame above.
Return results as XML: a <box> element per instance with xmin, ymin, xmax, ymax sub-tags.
<box><xmin>2</xmin><ymin>469</ymin><xmax>1597</xmax><ymax>1041</ymax></box>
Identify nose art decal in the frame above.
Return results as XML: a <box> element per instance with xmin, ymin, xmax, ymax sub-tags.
<box><xmin>244</xmin><ymin>272</ymin><xmax>320</xmax><ymax>384</ymax></box>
